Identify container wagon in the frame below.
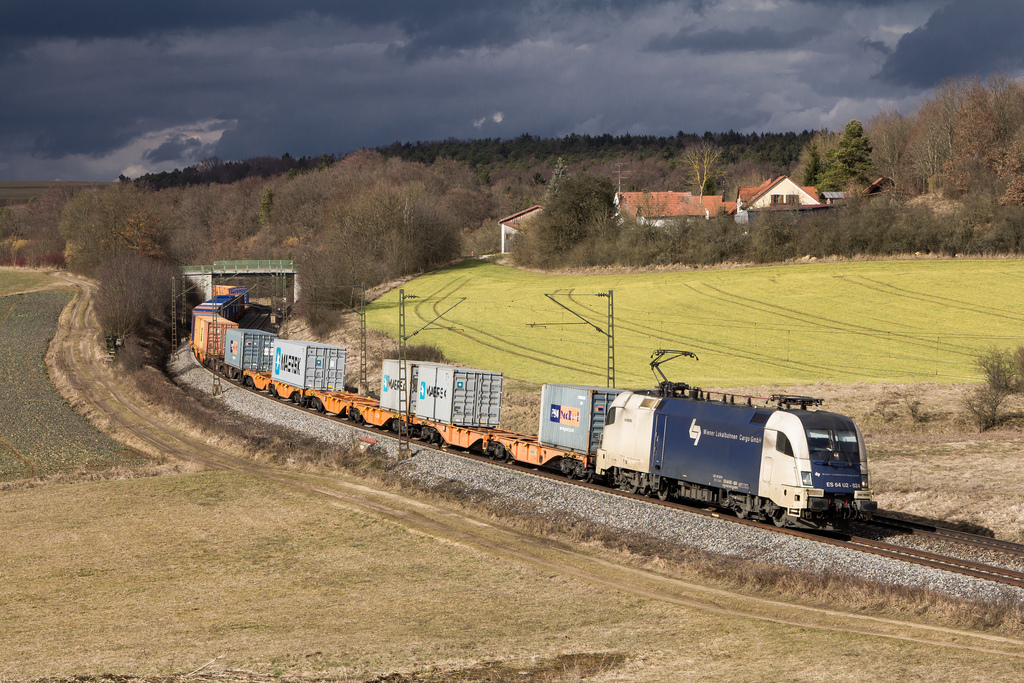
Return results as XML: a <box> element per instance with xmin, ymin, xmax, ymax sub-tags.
<box><xmin>224</xmin><ymin>328</ymin><xmax>277</xmax><ymax>379</ymax></box>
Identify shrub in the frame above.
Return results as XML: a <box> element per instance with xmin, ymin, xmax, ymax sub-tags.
<box><xmin>405</xmin><ymin>343</ymin><xmax>447</xmax><ymax>363</ymax></box>
<box><xmin>965</xmin><ymin>346</ymin><xmax>1022</xmax><ymax>430</ymax></box>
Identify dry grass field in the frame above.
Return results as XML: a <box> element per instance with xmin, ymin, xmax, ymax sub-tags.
<box><xmin>7</xmin><ymin>267</ymin><xmax>1024</xmax><ymax>681</ymax></box>
<box><xmin>7</xmin><ymin>469</ymin><xmax>1024</xmax><ymax>682</ymax></box>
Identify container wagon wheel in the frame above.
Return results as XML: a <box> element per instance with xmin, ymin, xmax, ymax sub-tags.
<box><xmin>656</xmin><ymin>479</ymin><xmax>671</xmax><ymax>501</ymax></box>
<box><xmin>349</xmin><ymin>408</ymin><xmax>363</xmax><ymax>424</ymax></box>
<box><xmin>489</xmin><ymin>443</ymin><xmax>510</xmax><ymax>462</ymax></box>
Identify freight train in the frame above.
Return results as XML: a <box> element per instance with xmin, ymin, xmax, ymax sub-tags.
<box><xmin>189</xmin><ymin>298</ymin><xmax>875</xmax><ymax>530</ymax></box>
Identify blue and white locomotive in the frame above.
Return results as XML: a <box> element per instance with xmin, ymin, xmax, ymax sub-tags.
<box><xmin>595</xmin><ymin>355</ymin><xmax>876</xmax><ymax>529</ymax></box>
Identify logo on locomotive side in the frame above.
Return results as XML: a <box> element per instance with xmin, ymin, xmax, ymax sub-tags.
<box><xmin>549</xmin><ymin>404</ymin><xmax>580</xmax><ymax>426</ymax></box>
<box><xmin>689</xmin><ymin>418</ymin><xmax>702</xmax><ymax>445</ymax></box>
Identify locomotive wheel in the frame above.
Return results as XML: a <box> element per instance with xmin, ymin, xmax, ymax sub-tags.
<box><xmin>656</xmin><ymin>480</ymin><xmax>671</xmax><ymax>501</ymax></box>
<box><xmin>772</xmin><ymin>511</ymin><xmax>789</xmax><ymax>527</ymax></box>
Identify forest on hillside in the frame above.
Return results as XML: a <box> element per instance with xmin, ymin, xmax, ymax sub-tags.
<box><xmin>2</xmin><ymin>73</ymin><xmax>1024</xmax><ymax>360</ymax></box>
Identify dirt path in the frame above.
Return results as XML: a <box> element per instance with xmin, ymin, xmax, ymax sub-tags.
<box><xmin>43</xmin><ymin>272</ymin><xmax>1024</xmax><ymax>662</ymax></box>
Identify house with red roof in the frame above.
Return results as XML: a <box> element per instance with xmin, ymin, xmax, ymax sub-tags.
<box><xmin>735</xmin><ymin>176</ymin><xmax>824</xmax><ymax>222</ymax></box>
<box><xmin>615</xmin><ymin>191</ymin><xmax>734</xmax><ymax>226</ymax></box>
<box><xmin>498</xmin><ymin>205</ymin><xmax>544</xmax><ymax>253</ymax></box>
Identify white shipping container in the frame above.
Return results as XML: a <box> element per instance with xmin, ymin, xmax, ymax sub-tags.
<box><xmin>272</xmin><ymin>339</ymin><xmax>346</xmax><ymax>390</ymax></box>
<box><xmin>380</xmin><ymin>359</ymin><xmax>417</xmax><ymax>413</ymax></box>
<box><xmin>413</xmin><ymin>363</ymin><xmax>502</xmax><ymax>427</ymax></box>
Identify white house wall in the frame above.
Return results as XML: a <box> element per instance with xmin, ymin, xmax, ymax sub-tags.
<box><xmin>747</xmin><ymin>178</ymin><xmax>817</xmax><ymax>209</ymax></box>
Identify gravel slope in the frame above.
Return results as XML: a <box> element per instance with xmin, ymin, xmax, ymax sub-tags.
<box><xmin>169</xmin><ymin>349</ymin><xmax>1023</xmax><ymax>605</ymax></box>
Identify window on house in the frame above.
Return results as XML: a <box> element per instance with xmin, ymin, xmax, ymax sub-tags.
<box><xmin>771</xmin><ymin>194</ymin><xmax>782</xmax><ymax>204</ymax></box>
<box><xmin>787</xmin><ymin>195</ymin><xmax>799</xmax><ymax>205</ymax></box>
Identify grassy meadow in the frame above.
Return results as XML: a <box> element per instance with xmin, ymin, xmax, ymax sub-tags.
<box><xmin>0</xmin><ymin>267</ymin><xmax>63</xmax><ymax>295</ymax></box>
<box><xmin>364</xmin><ymin>258</ymin><xmax>1024</xmax><ymax>389</ymax></box>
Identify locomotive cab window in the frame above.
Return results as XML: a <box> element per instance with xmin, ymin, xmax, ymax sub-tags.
<box><xmin>806</xmin><ymin>428</ymin><xmax>861</xmax><ymax>463</ymax></box>
<box><xmin>606</xmin><ymin>406</ymin><xmax>617</xmax><ymax>426</ymax></box>
<box><xmin>775</xmin><ymin>431</ymin><xmax>795</xmax><ymax>456</ymax></box>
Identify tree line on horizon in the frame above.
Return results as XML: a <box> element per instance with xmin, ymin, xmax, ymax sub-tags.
<box><xmin>2</xmin><ymin>73</ymin><xmax>1024</xmax><ymax>369</ymax></box>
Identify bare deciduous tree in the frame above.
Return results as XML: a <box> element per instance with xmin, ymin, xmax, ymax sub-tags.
<box><xmin>682</xmin><ymin>141</ymin><xmax>723</xmax><ymax>206</ymax></box>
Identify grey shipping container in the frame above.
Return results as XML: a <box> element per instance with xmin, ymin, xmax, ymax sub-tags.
<box><xmin>413</xmin><ymin>363</ymin><xmax>502</xmax><ymax>427</ymax></box>
<box><xmin>379</xmin><ymin>359</ymin><xmax>430</xmax><ymax>413</ymax></box>
<box><xmin>272</xmin><ymin>339</ymin><xmax>347</xmax><ymax>390</ymax></box>
<box><xmin>538</xmin><ymin>384</ymin><xmax>625</xmax><ymax>455</ymax></box>
<box><xmin>224</xmin><ymin>328</ymin><xmax>277</xmax><ymax>372</ymax></box>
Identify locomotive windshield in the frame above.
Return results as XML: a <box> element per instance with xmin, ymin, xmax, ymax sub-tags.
<box><xmin>806</xmin><ymin>428</ymin><xmax>861</xmax><ymax>463</ymax></box>
<box><xmin>794</xmin><ymin>411</ymin><xmax>863</xmax><ymax>464</ymax></box>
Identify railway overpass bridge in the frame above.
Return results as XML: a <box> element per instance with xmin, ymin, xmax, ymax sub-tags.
<box><xmin>180</xmin><ymin>259</ymin><xmax>300</xmax><ymax>303</ymax></box>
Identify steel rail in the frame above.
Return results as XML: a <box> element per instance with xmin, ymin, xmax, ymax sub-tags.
<box><xmin>868</xmin><ymin>514</ymin><xmax>1024</xmax><ymax>558</ymax></box>
<box><xmin>197</xmin><ymin>353</ymin><xmax>1024</xmax><ymax>592</ymax></box>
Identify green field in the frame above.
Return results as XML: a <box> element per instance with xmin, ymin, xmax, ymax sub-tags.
<box><xmin>0</xmin><ymin>267</ymin><xmax>60</xmax><ymax>295</ymax></box>
<box><xmin>364</xmin><ymin>258</ymin><xmax>1024</xmax><ymax>388</ymax></box>
<box><xmin>0</xmin><ymin>290</ymin><xmax>146</xmax><ymax>480</ymax></box>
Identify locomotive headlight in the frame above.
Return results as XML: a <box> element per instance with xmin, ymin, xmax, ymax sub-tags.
<box><xmin>800</xmin><ymin>471</ymin><xmax>813</xmax><ymax>487</ymax></box>
<box><xmin>861</xmin><ymin>474</ymin><xmax>869</xmax><ymax>489</ymax></box>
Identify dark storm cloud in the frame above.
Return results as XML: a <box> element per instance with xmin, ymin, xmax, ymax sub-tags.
<box><xmin>0</xmin><ymin>0</ymin><xmax>683</xmax><ymax>45</ymax></box>
<box><xmin>0</xmin><ymin>0</ymin><xmax>975</xmax><ymax>180</ymax></box>
<box><xmin>876</xmin><ymin>0</ymin><xmax>1024</xmax><ymax>87</ymax></box>
<box><xmin>859</xmin><ymin>38</ymin><xmax>893</xmax><ymax>57</ymax></box>
<box><xmin>647</xmin><ymin>26</ymin><xmax>821</xmax><ymax>54</ymax></box>
<box><xmin>144</xmin><ymin>135</ymin><xmax>210</xmax><ymax>164</ymax></box>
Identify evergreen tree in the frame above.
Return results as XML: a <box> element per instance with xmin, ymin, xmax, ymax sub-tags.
<box><xmin>802</xmin><ymin>142</ymin><xmax>823</xmax><ymax>187</ymax></box>
<box><xmin>819</xmin><ymin>120</ymin><xmax>875</xmax><ymax>191</ymax></box>
<box><xmin>545</xmin><ymin>157</ymin><xmax>568</xmax><ymax>201</ymax></box>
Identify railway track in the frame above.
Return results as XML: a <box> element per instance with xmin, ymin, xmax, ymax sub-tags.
<box><xmin>205</xmin><ymin>354</ymin><xmax>1024</xmax><ymax>594</ymax></box>
<box><xmin>869</xmin><ymin>514</ymin><xmax>1024</xmax><ymax>558</ymax></box>
<box><xmin>42</xmin><ymin>272</ymin><xmax>1024</xmax><ymax>658</ymax></box>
